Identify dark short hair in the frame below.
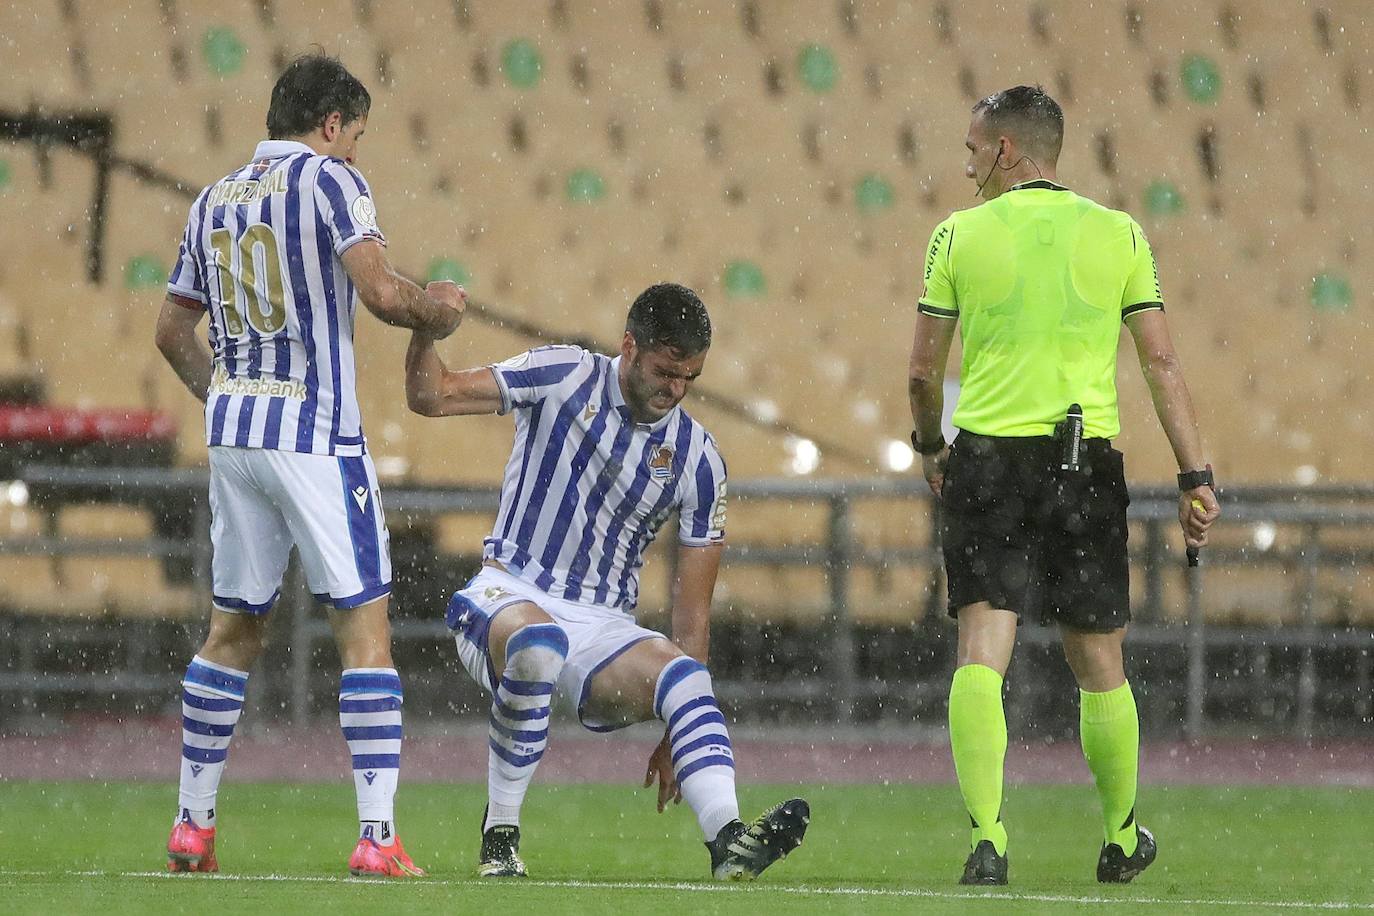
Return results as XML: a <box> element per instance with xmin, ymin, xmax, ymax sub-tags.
<box><xmin>266</xmin><ymin>53</ymin><xmax>371</xmax><ymax>139</ymax></box>
<box><xmin>626</xmin><ymin>283</ymin><xmax>712</xmax><ymax>355</ymax></box>
<box><xmin>972</xmin><ymin>84</ymin><xmax>1064</xmax><ymax>162</ymax></box>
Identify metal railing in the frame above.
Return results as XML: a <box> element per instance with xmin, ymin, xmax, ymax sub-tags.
<box><xmin>2</xmin><ymin>466</ymin><xmax>1372</xmax><ymax>737</ymax></box>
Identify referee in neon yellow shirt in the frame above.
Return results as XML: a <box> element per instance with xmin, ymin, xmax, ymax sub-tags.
<box><xmin>908</xmin><ymin>86</ymin><xmax>1221</xmax><ymax>886</ymax></box>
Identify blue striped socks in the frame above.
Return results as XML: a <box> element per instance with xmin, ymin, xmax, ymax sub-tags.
<box><xmin>179</xmin><ymin>655</ymin><xmax>249</xmax><ymax>828</ymax></box>
<box><xmin>485</xmin><ymin>623</ymin><xmax>568</xmax><ymax>831</ymax></box>
<box><xmin>340</xmin><ymin>668</ymin><xmax>404</xmax><ymax>842</ymax></box>
<box><xmin>654</xmin><ymin>656</ymin><xmax>739</xmax><ymax>838</ymax></box>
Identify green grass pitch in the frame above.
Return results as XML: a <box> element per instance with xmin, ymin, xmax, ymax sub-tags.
<box><xmin>1</xmin><ymin>782</ymin><xmax>1369</xmax><ymax>914</ymax></box>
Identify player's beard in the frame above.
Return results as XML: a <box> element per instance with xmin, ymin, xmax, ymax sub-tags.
<box><xmin>626</xmin><ymin>359</ymin><xmax>676</xmax><ymax>423</ymax></box>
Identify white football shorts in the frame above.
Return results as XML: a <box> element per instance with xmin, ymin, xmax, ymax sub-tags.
<box><xmin>207</xmin><ymin>445</ymin><xmax>391</xmax><ymax>614</ymax></box>
<box><xmin>447</xmin><ymin>565</ymin><xmax>666</xmax><ymax>731</ymax></box>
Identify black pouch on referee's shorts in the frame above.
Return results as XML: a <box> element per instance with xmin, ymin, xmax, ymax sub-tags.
<box><xmin>1052</xmin><ymin>403</ymin><xmax>1085</xmax><ymax>474</ymax></box>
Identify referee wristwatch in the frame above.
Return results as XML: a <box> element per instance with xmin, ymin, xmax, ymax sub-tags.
<box><xmin>1177</xmin><ymin>467</ymin><xmax>1215</xmax><ymax>491</ymax></box>
<box><xmin>910</xmin><ymin>431</ymin><xmax>946</xmax><ymax>456</ymax></box>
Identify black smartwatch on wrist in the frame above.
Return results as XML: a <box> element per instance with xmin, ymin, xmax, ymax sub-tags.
<box><xmin>910</xmin><ymin>431</ymin><xmax>946</xmax><ymax>456</ymax></box>
<box><xmin>1177</xmin><ymin>467</ymin><xmax>1215</xmax><ymax>491</ymax></box>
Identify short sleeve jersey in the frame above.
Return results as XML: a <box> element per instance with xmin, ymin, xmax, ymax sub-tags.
<box><xmin>167</xmin><ymin>139</ymin><xmax>386</xmax><ymax>456</ymax></box>
<box><xmin>917</xmin><ymin>180</ymin><xmax>1163</xmax><ymax>439</ymax></box>
<box><xmin>483</xmin><ymin>345</ymin><xmax>727</xmax><ymax>610</ymax></box>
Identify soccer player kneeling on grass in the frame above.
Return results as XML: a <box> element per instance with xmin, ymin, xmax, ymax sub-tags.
<box><xmin>405</xmin><ymin>283</ymin><xmax>810</xmax><ymax>880</ymax></box>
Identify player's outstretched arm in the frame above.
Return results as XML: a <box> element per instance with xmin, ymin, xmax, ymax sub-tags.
<box><xmin>341</xmin><ymin>240</ymin><xmax>463</xmax><ymax>339</ymax></box>
<box><xmin>404</xmin><ymin>331</ymin><xmax>504</xmax><ymax>417</ymax></box>
<box><xmin>1125</xmin><ymin>309</ymin><xmax>1221</xmax><ymax>546</ymax></box>
<box><xmin>154</xmin><ymin>294</ymin><xmax>212</xmax><ymax>403</ymax></box>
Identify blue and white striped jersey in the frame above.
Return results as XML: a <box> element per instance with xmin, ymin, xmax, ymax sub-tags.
<box><xmin>167</xmin><ymin>140</ymin><xmax>385</xmax><ymax>457</ymax></box>
<box><xmin>484</xmin><ymin>345</ymin><xmax>728</xmax><ymax>611</ymax></box>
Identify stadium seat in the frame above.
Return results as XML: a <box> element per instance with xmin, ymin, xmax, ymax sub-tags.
<box><xmin>55</xmin><ymin>504</ymin><xmax>197</xmax><ymax>619</ymax></box>
<box><xmin>28</xmin><ymin>281</ymin><xmax>153</xmax><ymax>411</ymax></box>
<box><xmin>0</xmin><ymin>504</ymin><xmax>84</xmax><ymax>616</ymax></box>
<box><xmin>0</xmin><ymin>294</ymin><xmax>31</xmax><ymax>382</ymax></box>
<box><xmin>0</xmin><ymin>0</ymin><xmax>1370</xmax><ymax>680</ymax></box>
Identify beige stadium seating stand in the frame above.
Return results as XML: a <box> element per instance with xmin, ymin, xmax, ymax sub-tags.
<box><xmin>56</xmin><ymin>504</ymin><xmax>197</xmax><ymax>619</ymax></box>
<box><xmin>0</xmin><ymin>0</ymin><xmax>1370</xmax><ymax>632</ymax></box>
<box><xmin>0</xmin><ymin>504</ymin><xmax>86</xmax><ymax>617</ymax></box>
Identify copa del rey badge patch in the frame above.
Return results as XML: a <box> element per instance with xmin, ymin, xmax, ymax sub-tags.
<box><xmin>350</xmin><ymin>194</ymin><xmax>379</xmax><ymax>232</ymax></box>
<box><xmin>648</xmin><ymin>445</ymin><xmax>674</xmax><ymax>480</ymax></box>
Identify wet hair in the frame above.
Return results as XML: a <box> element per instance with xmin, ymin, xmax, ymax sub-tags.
<box><xmin>972</xmin><ymin>84</ymin><xmax>1064</xmax><ymax>162</ymax></box>
<box><xmin>626</xmin><ymin>283</ymin><xmax>712</xmax><ymax>356</ymax></box>
<box><xmin>266</xmin><ymin>53</ymin><xmax>371</xmax><ymax>139</ymax></box>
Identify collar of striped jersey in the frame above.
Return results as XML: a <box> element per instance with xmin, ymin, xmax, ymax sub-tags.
<box><xmin>1007</xmin><ymin>179</ymin><xmax>1069</xmax><ymax>193</ymax></box>
<box><xmin>251</xmin><ymin>140</ymin><xmax>317</xmax><ymax>160</ymax></box>
<box><xmin>608</xmin><ymin>355</ymin><xmax>678</xmax><ymax>431</ymax></box>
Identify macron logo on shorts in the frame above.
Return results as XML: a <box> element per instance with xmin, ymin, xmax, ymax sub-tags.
<box><xmin>352</xmin><ymin>485</ymin><xmax>369</xmax><ymax>512</ymax></box>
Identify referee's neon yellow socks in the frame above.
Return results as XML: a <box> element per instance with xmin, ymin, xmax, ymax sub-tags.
<box><xmin>1080</xmin><ymin>681</ymin><xmax>1140</xmax><ymax>856</ymax></box>
<box><xmin>948</xmin><ymin>663</ymin><xmax>1008</xmax><ymax>856</ymax></box>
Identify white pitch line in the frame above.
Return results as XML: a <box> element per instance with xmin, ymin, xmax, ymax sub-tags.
<box><xmin>4</xmin><ymin>870</ymin><xmax>1369</xmax><ymax>911</ymax></box>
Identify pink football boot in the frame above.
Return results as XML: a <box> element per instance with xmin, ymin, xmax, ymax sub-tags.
<box><xmin>167</xmin><ymin>810</ymin><xmax>218</xmax><ymax>873</ymax></box>
<box><xmin>348</xmin><ymin>826</ymin><xmax>425</xmax><ymax>878</ymax></box>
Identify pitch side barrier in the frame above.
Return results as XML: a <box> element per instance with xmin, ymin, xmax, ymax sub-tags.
<box><xmin>3</xmin><ymin>466</ymin><xmax>1373</xmax><ymax>739</ymax></box>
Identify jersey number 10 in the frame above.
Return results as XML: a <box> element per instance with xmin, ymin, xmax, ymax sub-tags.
<box><xmin>210</xmin><ymin>224</ymin><xmax>288</xmax><ymax>337</ymax></box>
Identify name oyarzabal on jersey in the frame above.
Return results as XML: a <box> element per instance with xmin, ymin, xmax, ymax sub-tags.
<box><xmin>484</xmin><ymin>346</ymin><xmax>727</xmax><ymax>611</ymax></box>
<box><xmin>167</xmin><ymin>140</ymin><xmax>385</xmax><ymax>457</ymax></box>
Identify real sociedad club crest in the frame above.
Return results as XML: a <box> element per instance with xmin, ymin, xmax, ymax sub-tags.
<box><xmin>648</xmin><ymin>445</ymin><xmax>674</xmax><ymax>480</ymax></box>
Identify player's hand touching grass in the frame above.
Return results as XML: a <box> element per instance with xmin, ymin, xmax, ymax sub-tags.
<box><xmin>643</xmin><ymin>731</ymin><xmax>682</xmax><ymax>813</ymax></box>
<box><xmin>1180</xmin><ymin>485</ymin><xmax>1220</xmax><ymax>548</ymax></box>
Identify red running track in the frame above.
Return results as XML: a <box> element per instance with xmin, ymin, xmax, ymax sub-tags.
<box><xmin>1</xmin><ymin>720</ymin><xmax>1369</xmax><ymax>787</ymax></box>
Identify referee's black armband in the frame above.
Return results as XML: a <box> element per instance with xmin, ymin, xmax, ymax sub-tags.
<box><xmin>916</xmin><ymin>302</ymin><xmax>959</xmax><ymax>319</ymax></box>
<box><xmin>1121</xmin><ymin>301</ymin><xmax>1164</xmax><ymax>320</ymax></box>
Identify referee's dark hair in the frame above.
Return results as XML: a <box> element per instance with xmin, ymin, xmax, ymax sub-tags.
<box><xmin>626</xmin><ymin>283</ymin><xmax>712</xmax><ymax>356</ymax></box>
<box><xmin>267</xmin><ymin>53</ymin><xmax>371</xmax><ymax>139</ymax></box>
<box><xmin>972</xmin><ymin>84</ymin><xmax>1064</xmax><ymax>164</ymax></box>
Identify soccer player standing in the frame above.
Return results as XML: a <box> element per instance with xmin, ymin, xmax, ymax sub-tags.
<box><xmin>907</xmin><ymin>86</ymin><xmax>1221</xmax><ymax>885</ymax></box>
<box><xmin>154</xmin><ymin>54</ymin><xmax>463</xmax><ymax>877</ymax></box>
<box><xmin>405</xmin><ymin>283</ymin><xmax>809</xmax><ymax>880</ymax></box>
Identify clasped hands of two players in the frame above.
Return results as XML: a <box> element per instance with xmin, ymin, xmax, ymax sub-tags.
<box><xmin>424</xmin><ymin>280</ymin><xmax>467</xmax><ymax>339</ymax></box>
<box><xmin>922</xmin><ymin>446</ymin><xmax>1222</xmax><ymax>548</ymax></box>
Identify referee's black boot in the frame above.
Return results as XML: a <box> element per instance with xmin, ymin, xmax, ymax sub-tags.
<box><xmin>1096</xmin><ymin>824</ymin><xmax>1156</xmax><ymax>883</ymax></box>
<box><xmin>959</xmin><ymin>839</ymin><xmax>1008</xmax><ymax>885</ymax></box>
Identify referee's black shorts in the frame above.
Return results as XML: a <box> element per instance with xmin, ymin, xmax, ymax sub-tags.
<box><xmin>940</xmin><ymin>431</ymin><xmax>1131</xmax><ymax>632</ymax></box>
